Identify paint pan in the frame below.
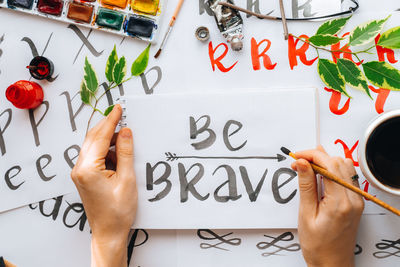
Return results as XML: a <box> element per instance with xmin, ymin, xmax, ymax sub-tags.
<box><xmin>1</xmin><ymin>0</ymin><xmax>165</xmax><ymax>43</ymax></box>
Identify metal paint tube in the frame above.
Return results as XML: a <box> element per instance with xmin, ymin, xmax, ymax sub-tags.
<box><xmin>207</xmin><ymin>0</ymin><xmax>244</xmax><ymax>51</ymax></box>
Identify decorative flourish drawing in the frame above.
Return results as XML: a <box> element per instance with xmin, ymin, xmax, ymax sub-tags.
<box><xmin>256</xmin><ymin>232</ymin><xmax>301</xmax><ymax>257</ymax></box>
<box><xmin>197</xmin><ymin>229</ymin><xmax>241</xmax><ymax>251</ymax></box>
<box><xmin>373</xmin><ymin>239</ymin><xmax>400</xmax><ymax>258</ymax></box>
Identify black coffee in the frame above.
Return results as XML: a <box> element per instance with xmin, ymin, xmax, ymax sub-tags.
<box><xmin>366</xmin><ymin>117</ymin><xmax>400</xmax><ymax>189</ymax></box>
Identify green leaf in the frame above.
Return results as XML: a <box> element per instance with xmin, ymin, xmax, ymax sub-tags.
<box><xmin>363</xmin><ymin>61</ymin><xmax>400</xmax><ymax>91</ymax></box>
<box><xmin>105</xmin><ymin>45</ymin><xmax>118</xmax><ymax>82</ymax></box>
<box><xmin>377</xmin><ymin>26</ymin><xmax>400</xmax><ymax>49</ymax></box>
<box><xmin>131</xmin><ymin>44</ymin><xmax>151</xmax><ymax>76</ymax></box>
<box><xmin>318</xmin><ymin>59</ymin><xmax>349</xmax><ymax>97</ymax></box>
<box><xmin>316</xmin><ymin>16</ymin><xmax>352</xmax><ymax>35</ymax></box>
<box><xmin>104</xmin><ymin>105</ymin><xmax>115</xmax><ymax>116</ymax></box>
<box><xmin>308</xmin><ymin>34</ymin><xmax>343</xmax><ymax>46</ymax></box>
<box><xmin>337</xmin><ymin>59</ymin><xmax>372</xmax><ymax>99</ymax></box>
<box><xmin>113</xmin><ymin>56</ymin><xmax>127</xmax><ymax>85</ymax></box>
<box><xmin>80</xmin><ymin>81</ymin><xmax>91</xmax><ymax>104</ymax></box>
<box><xmin>84</xmin><ymin>57</ymin><xmax>99</xmax><ymax>93</ymax></box>
<box><xmin>349</xmin><ymin>16</ymin><xmax>390</xmax><ymax>47</ymax></box>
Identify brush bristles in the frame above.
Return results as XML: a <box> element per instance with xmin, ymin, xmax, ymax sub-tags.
<box><xmin>280</xmin><ymin>147</ymin><xmax>291</xmax><ymax>156</ymax></box>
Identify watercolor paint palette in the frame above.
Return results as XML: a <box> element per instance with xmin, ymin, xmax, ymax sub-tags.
<box><xmin>0</xmin><ymin>0</ymin><xmax>165</xmax><ymax>42</ymax></box>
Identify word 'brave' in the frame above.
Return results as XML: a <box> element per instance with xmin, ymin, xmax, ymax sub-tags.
<box><xmin>146</xmin><ymin>116</ymin><xmax>297</xmax><ymax>204</ymax></box>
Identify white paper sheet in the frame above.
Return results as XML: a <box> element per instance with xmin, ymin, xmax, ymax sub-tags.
<box><xmin>125</xmin><ymin>89</ymin><xmax>318</xmax><ymax>229</ymax></box>
<box><xmin>1</xmin><ymin>0</ymin><xmax>400</xmax><ymax>266</ymax></box>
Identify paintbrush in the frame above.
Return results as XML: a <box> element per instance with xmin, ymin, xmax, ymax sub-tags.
<box><xmin>281</xmin><ymin>147</ymin><xmax>400</xmax><ymax>216</ymax></box>
<box><xmin>154</xmin><ymin>0</ymin><xmax>185</xmax><ymax>58</ymax></box>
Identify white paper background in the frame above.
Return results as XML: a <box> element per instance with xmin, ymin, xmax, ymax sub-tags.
<box><xmin>1</xmin><ymin>0</ymin><xmax>400</xmax><ymax>266</ymax></box>
<box><xmin>126</xmin><ymin>89</ymin><xmax>317</xmax><ymax>229</ymax></box>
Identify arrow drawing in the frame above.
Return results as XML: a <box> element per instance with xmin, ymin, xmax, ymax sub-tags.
<box><xmin>165</xmin><ymin>152</ymin><xmax>286</xmax><ymax>162</ymax></box>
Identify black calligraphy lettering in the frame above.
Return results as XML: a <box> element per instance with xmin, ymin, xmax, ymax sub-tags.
<box><xmin>64</xmin><ymin>144</ymin><xmax>81</xmax><ymax>169</ymax></box>
<box><xmin>146</xmin><ymin>162</ymin><xmax>172</xmax><ymax>202</ymax></box>
<box><xmin>213</xmin><ymin>165</ymin><xmax>241</xmax><ymax>202</ymax></box>
<box><xmin>127</xmin><ymin>229</ymin><xmax>149</xmax><ymax>264</ymax></box>
<box><xmin>140</xmin><ymin>66</ymin><xmax>162</xmax><ymax>95</ymax></box>
<box><xmin>0</xmin><ymin>34</ymin><xmax>4</xmax><ymax>74</ymax></box>
<box><xmin>37</xmin><ymin>196</ymin><xmax>63</xmax><ymax>220</ymax></box>
<box><xmin>355</xmin><ymin>244</ymin><xmax>363</xmax><ymax>255</ymax></box>
<box><xmin>63</xmin><ymin>202</ymin><xmax>87</xmax><ymax>231</ymax></box>
<box><xmin>246</xmin><ymin>0</ymin><xmax>273</xmax><ymax>18</ymax></box>
<box><xmin>190</xmin><ymin>115</ymin><xmax>216</xmax><ymax>150</ymax></box>
<box><xmin>21</xmin><ymin>36</ymin><xmax>39</xmax><ymax>57</ymax></box>
<box><xmin>223</xmin><ymin>120</ymin><xmax>247</xmax><ymax>151</ymax></box>
<box><xmin>36</xmin><ymin>154</ymin><xmax>56</xmax><ymax>182</ymax></box>
<box><xmin>4</xmin><ymin>166</ymin><xmax>25</xmax><ymax>190</ymax></box>
<box><xmin>0</xmin><ymin>108</ymin><xmax>12</xmax><ymax>156</ymax></box>
<box><xmin>100</xmin><ymin>82</ymin><xmax>113</xmax><ymax>106</ymax></box>
<box><xmin>60</xmin><ymin>91</ymin><xmax>85</xmax><ymax>132</ymax></box>
<box><xmin>68</xmin><ymin>25</ymin><xmax>104</xmax><ymax>64</ymax></box>
<box><xmin>271</xmin><ymin>168</ymin><xmax>297</xmax><ymax>204</ymax></box>
<box><xmin>117</xmin><ymin>83</ymin><xmax>125</xmax><ymax>97</ymax></box>
<box><xmin>292</xmin><ymin>0</ymin><xmax>316</xmax><ymax>18</ymax></box>
<box><xmin>179</xmin><ymin>163</ymin><xmax>209</xmax><ymax>202</ymax></box>
<box><xmin>29</xmin><ymin>101</ymin><xmax>49</xmax><ymax>147</ymax></box>
<box><xmin>240</xmin><ymin>166</ymin><xmax>268</xmax><ymax>202</ymax></box>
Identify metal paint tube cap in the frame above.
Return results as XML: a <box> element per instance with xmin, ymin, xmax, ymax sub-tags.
<box><xmin>230</xmin><ymin>36</ymin><xmax>243</xmax><ymax>51</ymax></box>
<box><xmin>195</xmin><ymin>26</ymin><xmax>210</xmax><ymax>42</ymax></box>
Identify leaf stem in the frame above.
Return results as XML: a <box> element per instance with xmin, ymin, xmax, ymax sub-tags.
<box><xmin>86</xmin><ymin>99</ymin><xmax>98</xmax><ymax>135</ymax></box>
<box><xmin>290</xmin><ymin>34</ymin><xmax>377</xmax><ymax>56</ymax></box>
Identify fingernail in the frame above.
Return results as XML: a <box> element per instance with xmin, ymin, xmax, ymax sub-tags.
<box><xmin>120</xmin><ymin>128</ymin><xmax>132</xmax><ymax>138</ymax></box>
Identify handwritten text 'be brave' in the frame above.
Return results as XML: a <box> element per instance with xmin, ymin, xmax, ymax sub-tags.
<box><xmin>146</xmin><ymin>115</ymin><xmax>297</xmax><ymax>204</ymax></box>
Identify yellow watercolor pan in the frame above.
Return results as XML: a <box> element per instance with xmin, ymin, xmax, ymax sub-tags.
<box><xmin>131</xmin><ymin>0</ymin><xmax>159</xmax><ymax>15</ymax></box>
<box><xmin>101</xmin><ymin>0</ymin><xmax>128</xmax><ymax>9</ymax></box>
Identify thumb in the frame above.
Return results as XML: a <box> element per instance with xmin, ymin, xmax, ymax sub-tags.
<box><xmin>116</xmin><ymin>128</ymin><xmax>135</xmax><ymax>179</ymax></box>
<box><xmin>294</xmin><ymin>159</ymin><xmax>318</xmax><ymax>215</ymax></box>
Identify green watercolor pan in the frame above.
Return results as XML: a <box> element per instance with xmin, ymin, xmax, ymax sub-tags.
<box><xmin>0</xmin><ymin>0</ymin><xmax>165</xmax><ymax>42</ymax></box>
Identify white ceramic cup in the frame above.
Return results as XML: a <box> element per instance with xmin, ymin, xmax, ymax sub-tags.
<box><xmin>358</xmin><ymin>109</ymin><xmax>400</xmax><ymax>196</ymax></box>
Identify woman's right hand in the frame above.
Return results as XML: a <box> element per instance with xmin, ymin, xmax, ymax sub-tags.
<box><xmin>291</xmin><ymin>146</ymin><xmax>365</xmax><ymax>267</ymax></box>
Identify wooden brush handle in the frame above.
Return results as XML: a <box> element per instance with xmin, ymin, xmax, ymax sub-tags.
<box><xmin>169</xmin><ymin>0</ymin><xmax>185</xmax><ymax>26</ymax></box>
<box><xmin>311</xmin><ymin>163</ymin><xmax>400</xmax><ymax>216</ymax></box>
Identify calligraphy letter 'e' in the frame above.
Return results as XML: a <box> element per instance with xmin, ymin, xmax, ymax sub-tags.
<box><xmin>271</xmin><ymin>168</ymin><xmax>297</xmax><ymax>204</ymax></box>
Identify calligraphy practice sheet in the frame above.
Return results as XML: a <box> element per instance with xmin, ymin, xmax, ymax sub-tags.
<box><xmin>125</xmin><ymin>89</ymin><xmax>318</xmax><ymax>229</ymax></box>
<box><xmin>1</xmin><ymin>0</ymin><xmax>400</xmax><ymax>266</ymax></box>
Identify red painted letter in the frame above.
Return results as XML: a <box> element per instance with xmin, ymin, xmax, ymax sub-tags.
<box><xmin>208</xmin><ymin>42</ymin><xmax>238</xmax><ymax>73</ymax></box>
<box><xmin>324</xmin><ymin>87</ymin><xmax>351</xmax><ymax>115</ymax></box>
<box><xmin>369</xmin><ymin>85</ymin><xmax>390</xmax><ymax>114</ymax></box>
<box><xmin>362</xmin><ymin>180</ymin><xmax>376</xmax><ymax>201</ymax></box>
<box><xmin>334</xmin><ymin>139</ymin><xmax>359</xmax><ymax>167</ymax></box>
<box><xmin>331</xmin><ymin>33</ymin><xmax>363</xmax><ymax>65</ymax></box>
<box><xmin>288</xmin><ymin>35</ymin><xmax>317</xmax><ymax>70</ymax></box>
<box><xmin>251</xmin><ymin>38</ymin><xmax>277</xmax><ymax>71</ymax></box>
<box><xmin>375</xmin><ymin>34</ymin><xmax>398</xmax><ymax>64</ymax></box>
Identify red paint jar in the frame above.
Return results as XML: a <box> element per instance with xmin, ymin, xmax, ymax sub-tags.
<box><xmin>5</xmin><ymin>80</ymin><xmax>44</xmax><ymax>109</ymax></box>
